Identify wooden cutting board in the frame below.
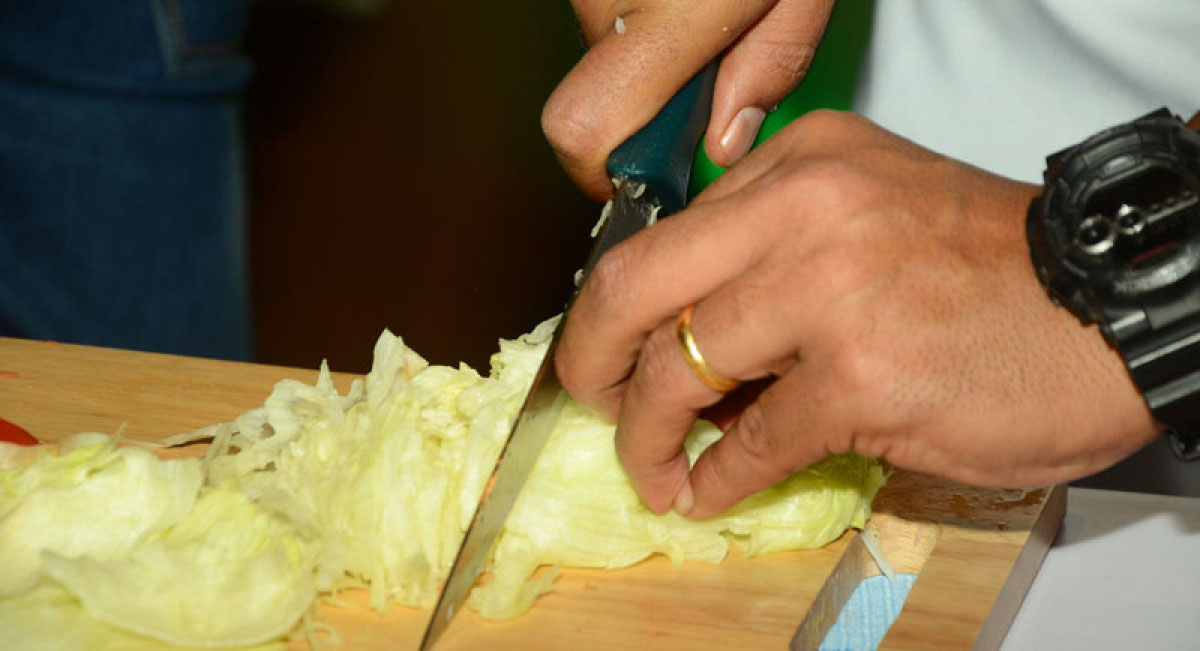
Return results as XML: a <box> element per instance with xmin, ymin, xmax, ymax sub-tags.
<box><xmin>0</xmin><ymin>337</ymin><xmax>1064</xmax><ymax>650</ymax></box>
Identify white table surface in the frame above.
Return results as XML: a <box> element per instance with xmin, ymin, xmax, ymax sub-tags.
<box><xmin>1001</xmin><ymin>487</ymin><xmax>1200</xmax><ymax>650</ymax></box>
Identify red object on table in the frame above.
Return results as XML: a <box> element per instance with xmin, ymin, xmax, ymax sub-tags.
<box><xmin>0</xmin><ymin>418</ymin><xmax>38</xmax><ymax>445</ymax></box>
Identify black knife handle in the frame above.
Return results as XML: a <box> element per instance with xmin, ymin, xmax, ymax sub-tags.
<box><xmin>605</xmin><ymin>63</ymin><xmax>718</xmax><ymax>215</ymax></box>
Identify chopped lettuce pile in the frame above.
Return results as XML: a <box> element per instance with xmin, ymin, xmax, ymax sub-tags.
<box><xmin>0</xmin><ymin>317</ymin><xmax>884</xmax><ymax>649</ymax></box>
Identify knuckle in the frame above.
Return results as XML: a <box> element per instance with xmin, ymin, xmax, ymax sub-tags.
<box><xmin>633</xmin><ymin>324</ymin><xmax>683</xmax><ymax>393</ymax></box>
<box><xmin>804</xmin><ymin>245</ymin><xmax>870</xmax><ymax>301</ymax></box>
<box><xmin>540</xmin><ymin>92</ymin><xmax>606</xmax><ymax>174</ymax></box>
<box><xmin>797</xmin><ymin>108</ymin><xmax>863</xmax><ymax>133</ymax></box>
<box><xmin>583</xmin><ymin>243</ymin><xmax>641</xmax><ymax>318</ymax></box>
<box><xmin>853</xmin><ymin>433</ymin><xmax>898</xmax><ymax>462</ymax></box>
<box><xmin>540</xmin><ymin>115</ymin><xmax>591</xmax><ymax>170</ymax></box>
<box><xmin>730</xmin><ymin>401</ymin><xmax>783</xmax><ymax>468</ymax></box>
<box><xmin>798</xmin><ymin>158</ymin><xmax>869</xmax><ymax>198</ymax></box>
<box><xmin>745</xmin><ymin>36</ymin><xmax>813</xmax><ymax>90</ymax></box>
<box><xmin>793</xmin><ymin>108</ymin><xmax>843</xmax><ymax>133</ymax></box>
<box><xmin>774</xmin><ymin>160</ymin><xmax>870</xmax><ymax>218</ymax></box>
<box><xmin>786</xmin><ymin>109</ymin><xmax>875</xmax><ymax>156</ymax></box>
<box><xmin>554</xmin><ymin>327</ymin><xmax>621</xmax><ymax>421</ymax></box>
<box><xmin>553</xmin><ymin>340</ymin><xmax>589</xmax><ymax>403</ymax></box>
<box><xmin>571</xmin><ymin>2</ymin><xmax>618</xmax><ymax>45</ymax></box>
<box><xmin>826</xmin><ymin>335</ymin><xmax>892</xmax><ymax>407</ymax></box>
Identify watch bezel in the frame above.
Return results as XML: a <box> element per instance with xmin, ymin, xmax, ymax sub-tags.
<box><xmin>1028</xmin><ymin>110</ymin><xmax>1200</xmax><ymax>327</ymax></box>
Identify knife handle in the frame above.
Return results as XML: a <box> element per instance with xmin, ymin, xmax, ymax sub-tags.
<box><xmin>606</xmin><ymin>63</ymin><xmax>718</xmax><ymax>215</ymax></box>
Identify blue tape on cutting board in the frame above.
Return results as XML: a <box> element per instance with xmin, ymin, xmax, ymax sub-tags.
<box><xmin>818</xmin><ymin>573</ymin><xmax>917</xmax><ymax>651</ymax></box>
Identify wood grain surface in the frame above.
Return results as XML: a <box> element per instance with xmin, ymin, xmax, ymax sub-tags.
<box><xmin>0</xmin><ymin>337</ymin><xmax>1063</xmax><ymax>650</ymax></box>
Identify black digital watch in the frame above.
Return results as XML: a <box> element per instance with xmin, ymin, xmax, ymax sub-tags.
<box><xmin>1027</xmin><ymin>108</ymin><xmax>1200</xmax><ymax>460</ymax></box>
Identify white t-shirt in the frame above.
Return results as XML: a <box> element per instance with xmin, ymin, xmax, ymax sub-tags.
<box><xmin>855</xmin><ymin>0</ymin><xmax>1200</xmax><ymax>183</ymax></box>
<box><xmin>854</xmin><ymin>1</ymin><xmax>1200</xmax><ymax>495</ymax></box>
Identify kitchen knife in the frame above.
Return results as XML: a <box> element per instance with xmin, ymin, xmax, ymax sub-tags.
<box><xmin>418</xmin><ymin>63</ymin><xmax>717</xmax><ymax>651</ymax></box>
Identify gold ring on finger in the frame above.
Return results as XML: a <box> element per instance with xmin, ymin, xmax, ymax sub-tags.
<box><xmin>675</xmin><ymin>305</ymin><xmax>741</xmax><ymax>393</ymax></box>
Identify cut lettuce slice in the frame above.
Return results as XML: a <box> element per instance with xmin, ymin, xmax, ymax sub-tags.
<box><xmin>468</xmin><ymin>405</ymin><xmax>884</xmax><ymax>618</ymax></box>
<box><xmin>0</xmin><ymin>439</ymin><xmax>200</xmax><ymax>597</ymax></box>
<box><xmin>43</xmin><ymin>485</ymin><xmax>316</xmax><ymax>648</ymax></box>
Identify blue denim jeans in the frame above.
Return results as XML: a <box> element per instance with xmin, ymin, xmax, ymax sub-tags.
<box><xmin>0</xmin><ymin>0</ymin><xmax>251</xmax><ymax>360</ymax></box>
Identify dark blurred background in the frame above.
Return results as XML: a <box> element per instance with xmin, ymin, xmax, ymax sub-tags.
<box><xmin>245</xmin><ymin>1</ymin><xmax>594</xmax><ymax>373</ymax></box>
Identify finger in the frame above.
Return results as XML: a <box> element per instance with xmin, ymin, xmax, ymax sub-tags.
<box><xmin>613</xmin><ymin>258</ymin><xmax>819</xmax><ymax>513</ymax></box>
<box><xmin>614</xmin><ymin>318</ymin><xmax>725</xmax><ymax>513</ymax></box>
<box><xmin>706</xmin><ymin>0</ymin><xmax>835</xmax><ymax>168</ymax></box>
<box><xmin>700</xmin><ymin>379</ymin><xmax>771</xmax><ymax>430</ymax></box>
<box><xmin>614</xmin><ymin>307</ymin><xmax>777</xmax><ymax>513</ymax></box>
<box><xmin>688</xmin><ymin>141</ymin><xmax>788</xmax><ymax>209</ymax></box>
<box><xmin>690</xmin><ymin>107</ymin><xmax>849</xmax><ymax>210</ymax></box>
<box><xmin>542</xmin><ymin>0</ymin><xmax>776</xmax><ymax>199</ymax></box>
<box><xmin>684</xmin><ymin>361</ymin><xmax>848</xmax><ymax>519</ymax></box>
<box><xmin>556</xmin><ymin>188</ymin><xmax>782</xmax><ymax>419</ymax></box>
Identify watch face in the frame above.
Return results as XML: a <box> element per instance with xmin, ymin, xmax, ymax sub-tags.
<box><xmin>1038</xmin><ymin>113</ymin><xmax>1200</xmax><ymax>309</ymax></box>
<box><xmin>1077</xmin><ymin>163</ymin><xmax>1200</xmax><ymax>296</ymax></box>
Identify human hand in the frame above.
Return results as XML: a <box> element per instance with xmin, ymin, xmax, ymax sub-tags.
<box><xmin>542</xmin><ymin>0</ymin><xmax>835</xmax><ymax>200</ymax></box>
<box><xmin>556</xmin><ymin>110</ymin><xmax>1160</xmax><ymax>519</ymax></box>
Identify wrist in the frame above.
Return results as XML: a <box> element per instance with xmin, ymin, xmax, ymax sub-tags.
<box><xmin>1026</xmin><ymin>108</ymin><xmax>1200</xmax><ymax>460</ymax></box>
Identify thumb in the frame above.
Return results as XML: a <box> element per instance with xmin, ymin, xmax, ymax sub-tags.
<box><xmin>542</xmin><ymin>0</ymin><xmax>777</xmax><ymax>200</ymax></box>
<box><xmin>706</xmin><ymin>0</ymin><xmax>835</xmax><ymax>168</ymax></box>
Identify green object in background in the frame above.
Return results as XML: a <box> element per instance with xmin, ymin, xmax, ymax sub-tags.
<box><xmin>690</xmin><ymin>0</ymin><xmax>875</xmax><ymax>195</ymax></box>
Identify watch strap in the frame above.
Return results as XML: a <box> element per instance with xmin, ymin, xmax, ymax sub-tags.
<box><xmin>1117</xmin><ymin>315</ymin><xmax>1200</xmax><ymax>460</ymax></box>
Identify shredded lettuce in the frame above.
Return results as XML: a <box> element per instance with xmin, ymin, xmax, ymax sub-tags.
<box><xmin>0</xmin><ymin>317</ymin><xmax>884</xmax><ymax>647</ymax></box>
<box><xmin>0</xmin><ymin>439</ymin><xmax>201</xmax><ymax>598</ymax></box>
<box><xmin>0</xmin><ymin>435</ymin><xmax>311</xmax><ymax>649</ymax></box>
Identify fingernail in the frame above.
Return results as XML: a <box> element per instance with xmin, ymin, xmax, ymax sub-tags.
<box><xmin>718</xmin><ymin>107</ymin><xmax>766</xmax><ymax>166</ymax></box>
<box><xmin>673</xmin><ymin>480</ymin><xmax>695</xmax><ymax>516</ymax></box>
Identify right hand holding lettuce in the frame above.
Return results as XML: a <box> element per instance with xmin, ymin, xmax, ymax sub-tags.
<box><xmin>555</xmin><ymin>111</ymin><xmax>1159</xmax><ymax>520</ymax></box>
<box><xmin>542</xmin><ymin>0</ymin><xmax>835</xmax><ymax>199</ymax></box>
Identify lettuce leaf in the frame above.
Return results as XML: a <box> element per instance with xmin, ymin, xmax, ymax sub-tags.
<box><xmin>0</xmin><ymin>583</ymin><xmax>284</xmax><ymax>651</ymax></box>
<box><xmin>43</xmin><ymin>485</ymin><xmax>316</xmax><ymax>647</ymax></box>
<box><xmin>0</xmin><ymin>439</ymin><xmax>200</xmax><ymax>597</ymax></box>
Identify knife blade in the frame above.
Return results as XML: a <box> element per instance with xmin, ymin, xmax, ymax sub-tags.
<box><xmin>418</xmin><ymin>63</ymin><xmax>717</xmax><ymax>651</ymax></box>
